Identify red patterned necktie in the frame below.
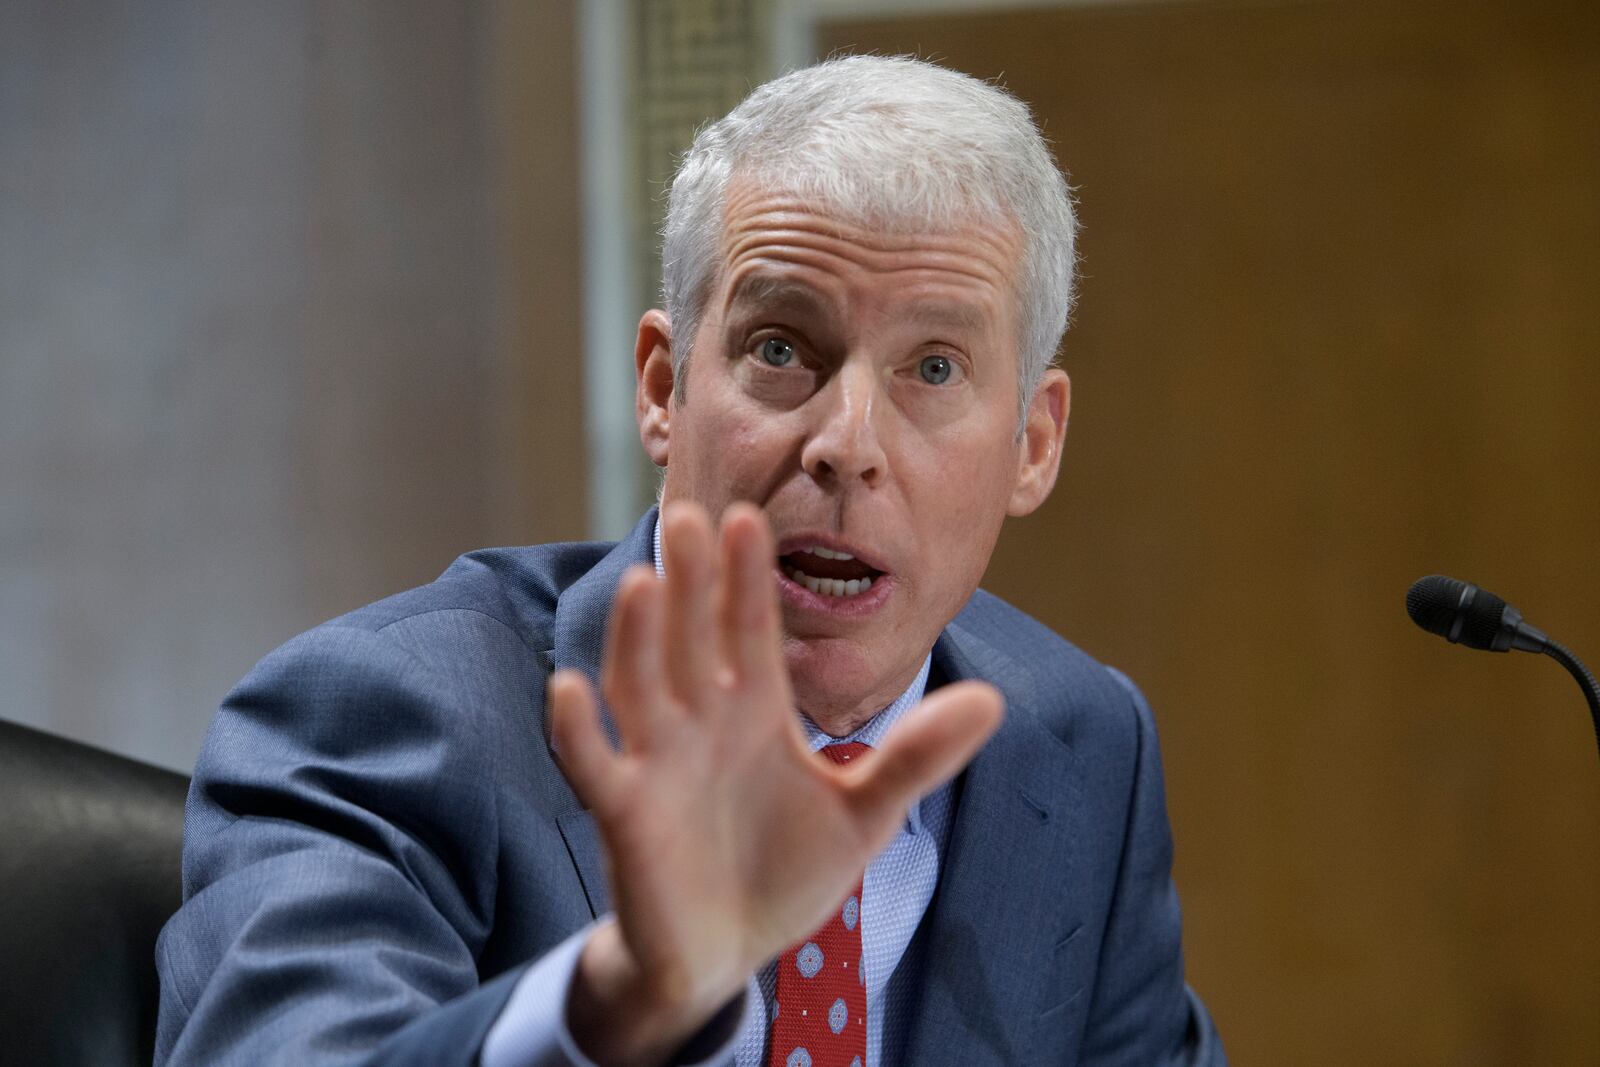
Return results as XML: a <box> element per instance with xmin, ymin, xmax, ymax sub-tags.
<box><xmin>767</xmin><ymin>742</ymin><xmax>869</xmax><ymax>1067</ymax></box>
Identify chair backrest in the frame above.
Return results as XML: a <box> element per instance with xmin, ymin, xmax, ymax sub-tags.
<box><xmin>0</xmin><ymin>719</ymin><xmax>189</xmax><ymax>1067</ymax></box>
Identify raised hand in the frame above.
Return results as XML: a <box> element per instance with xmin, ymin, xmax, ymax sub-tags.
<box><xmin>551</xmin><ymin>501</ymin><xmax>1003</xmax><ymax>1067</ymax></box>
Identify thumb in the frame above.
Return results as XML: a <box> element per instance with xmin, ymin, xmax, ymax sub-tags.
<box><xmin>846</xmin><ymin>681</ymin><xmax>1003</xmax><ymax>830</ymax></box>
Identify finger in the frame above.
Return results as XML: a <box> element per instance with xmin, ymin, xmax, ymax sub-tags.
<box><xmin>660</xmin><ymin>502</ymin><xmax>719</xmax><ymax>707</ymax></box>
<box><xmin>717</xmin><ymin>502</ymin><xmax>786</xmax><ymax>692</ymax></box>
<box><xmin>549</xmin><ymin>669</ymin><xmax>622</xmax><ymax>815</ymax></box>
<box><xmin>845</xmin><ymin>681</ymin><xmax>1003</xmax><ymax>830</ymax></box>
<box><xmin>600</xmin><ymin>565</ymin><xmax>679</xmax><ymax>750</ymax></box>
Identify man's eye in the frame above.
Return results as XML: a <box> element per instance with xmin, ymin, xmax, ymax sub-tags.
<box><xmin>919</xmin><ymin>354</ymin><xmax>955</xmax><ymax>384</ymax></box>
<box><xmin>759</xmin><ymin>337</ymin><xmax>796</xmax><ymax>367</ymax></box>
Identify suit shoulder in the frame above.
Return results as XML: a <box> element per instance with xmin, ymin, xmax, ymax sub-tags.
<box><xmin>211</xmin><ymin>539</ymin><xmax>615</xmax><ymax>770</ymax></box>
<box><xmin>956</xmin><ymin>587</ymin><xmax>1120</xmax><ymax>685</ymax></box>
<box><xmin>234</xmin><ymin>538</ymin><xmax>614</xmax><ymax>711</ymax></box>
<box><xmin>323</xmin><ymin>538</ymin><xmax>612</xmax><ymax>647</ymax></box>
<box><xmin>953</xmin><ymin>587</ymin><xmax>1148</xmax><ymax>735</ymax></box>
<box><xmin>956</xmin><ymin>587</ymin><xmax>1081</xmax><ymax>654</ymax></box>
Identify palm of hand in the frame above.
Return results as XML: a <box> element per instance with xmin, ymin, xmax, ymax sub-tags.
<box><xmin>552</xmin><ymin>502</ymin><xmax>1001</xmax><ymax>1058</ymax></box>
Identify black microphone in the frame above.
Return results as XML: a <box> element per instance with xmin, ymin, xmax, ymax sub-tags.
<box><xmin>1406</xmin><ymin>574</ymin><xmax>1600</xmax><ymax>761</ymax></box>
<box><xmin>1405</xmin><ymin>574</ymin><xmax>1548</xmax><ymax>653</ymax></box>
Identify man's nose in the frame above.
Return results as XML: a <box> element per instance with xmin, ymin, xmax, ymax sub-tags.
<box><xmin>800</xmin><ymin>362</ymin><xmax>887</xmax><ymax>489</ymax></box>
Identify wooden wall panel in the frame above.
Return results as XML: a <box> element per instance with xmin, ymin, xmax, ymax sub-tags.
<box><xmin>821</xmin><ymin>4</ymin><xmax>1599</xmax><ymax>1063</ymax></box>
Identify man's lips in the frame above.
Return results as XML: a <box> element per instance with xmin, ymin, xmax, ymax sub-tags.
<box><xmin>773</xmin><ymin>533</ymin><xmax>889</xmax><ymax>576</ymax></box>
<box><xmin>773</xmin><ymin>533</ymin><xmax>891</xmax><ymax>612</ymax></box>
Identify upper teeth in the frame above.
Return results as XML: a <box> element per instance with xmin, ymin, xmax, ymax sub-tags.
<box><xmin>809</xmin><ymin>545</ymin><xmax>855</xmax><ymax>561</ymax></box>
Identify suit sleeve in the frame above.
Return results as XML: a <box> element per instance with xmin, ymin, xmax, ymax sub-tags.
<box><xmin>155</xmin><ymin>621</ymin><xmax>756</xmax><ymax>1067</ymax></box>
<box><xmin>1078</xmin><ymin>668</ymin><xmax>1227</xmax><ymax>1067</ymax></box>
<box><xmin>154</xmin><ymin>623</ymin><xmax>540</xmax><ymax>1066</ymax></box>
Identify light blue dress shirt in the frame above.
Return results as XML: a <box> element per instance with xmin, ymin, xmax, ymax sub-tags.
<box><xmin>482</xmin><ymin>520</ymin><xmax>949</xmax><ymax>1067</ymax></box>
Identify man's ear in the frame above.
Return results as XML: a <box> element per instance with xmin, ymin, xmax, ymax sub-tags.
<box><xmin>635</xmin><ymin>309</ymin><xmax>675</xmax><ymax>466</ymax></box>
<box><xmin>1007</xmin><ymin>368</ymin><xmax>1071</xmax><ymax>517</ymax></box>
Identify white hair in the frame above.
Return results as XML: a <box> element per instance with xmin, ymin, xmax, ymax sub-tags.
<box><xmin>661</xmin><ymin>54</ymin><xmax>1078</xmax><ymax>427</ymax></box>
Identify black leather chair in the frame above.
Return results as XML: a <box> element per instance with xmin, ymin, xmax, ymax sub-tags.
<box><xmin>0</xmin><ymin>719</ymin><xmax>189</xmax><ymax>1067</ymax></box>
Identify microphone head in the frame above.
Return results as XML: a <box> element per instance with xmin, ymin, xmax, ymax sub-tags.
<box><xmin>1406</xmin><ymin>575</ymin><xmax>1468</xmax><ymax>636</ymax></box>
<box><xmin>1406</xmin><ymin>574</ymin><xmax>1510</xmax><ymax>650</ymax></box>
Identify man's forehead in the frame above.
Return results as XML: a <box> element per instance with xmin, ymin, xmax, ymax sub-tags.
<box><xmin>718</xmin><ymin>175</ymin><xmax>1020</xmax><ymax>248</ymax></box>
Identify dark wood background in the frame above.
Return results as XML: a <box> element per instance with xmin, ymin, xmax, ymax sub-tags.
<box><xmin>821</xmin><ymin>3</ymin><xmax>1600</xmax><ymax>1063</ymax></box>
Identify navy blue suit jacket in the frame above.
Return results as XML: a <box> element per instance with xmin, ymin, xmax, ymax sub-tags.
<box><xmin>155</xmin><ymin>510</ymin><xmax>1224</xmax><ymax>1066</ymax></box>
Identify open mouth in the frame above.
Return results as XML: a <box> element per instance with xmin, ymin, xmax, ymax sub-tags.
<box><xmin>777</xmin><ymin>545</ymin><xmax>886</xmax><ymax>600</ymax></box>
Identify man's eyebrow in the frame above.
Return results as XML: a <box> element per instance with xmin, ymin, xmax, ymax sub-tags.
<box><xmin>726</xmin><ymin>274</ymin><xmax>990</xmax><ymax>335</ymax></box>
<box><xmin>724</xmin><ymin>274</ymin><xmax>829</xmax><ymax>316</ymax></box>
<box><xmin>901</xmin><ymin>301</ymin><xmax>989</xmax><ymax>335</ymax></box>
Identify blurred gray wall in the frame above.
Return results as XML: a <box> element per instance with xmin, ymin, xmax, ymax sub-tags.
<box><xmin>0</xmin><ymin>1</ymin><xmax>586</xmax><ymax>772</ymax></box>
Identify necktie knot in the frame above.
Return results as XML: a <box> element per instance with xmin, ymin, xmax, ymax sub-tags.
<box><xmin>820</xmin><ymin>741</ymin><xmax>869</xmax><ymax>767</ymax></box>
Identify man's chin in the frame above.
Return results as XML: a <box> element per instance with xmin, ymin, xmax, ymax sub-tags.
<box><xmin>784</xmin><ymin>637</ymin><xmax>919</xmax><ymax>738</ymax></box>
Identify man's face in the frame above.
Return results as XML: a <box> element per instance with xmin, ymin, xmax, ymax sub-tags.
<box><xmin>638</xmin><ymin>180</ymin><xmax>1069</xmax><ymax>731</ymax></box>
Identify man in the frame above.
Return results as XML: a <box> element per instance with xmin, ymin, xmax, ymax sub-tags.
<box><xmin>156</xmin><ymin>56</ymin><xmax>1224</xmax><ymax>1066</ymax></box>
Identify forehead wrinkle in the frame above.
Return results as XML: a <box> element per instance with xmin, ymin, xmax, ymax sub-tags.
<box><xmin>723</xmin><ymin>220</ymin><xmax>1016</xmax><ymax>292</ymax></box>
<box><xmin>714</xmin><ymin>190</ymin><xmax>1025</xmax><ymax>350</ymax></box>
<box><xmin>723</xmin><ymin>181</ymin><xmax>1019</xmax><ymax>252</ymax></box>
<box><xmin>721</xmin><ymin>259</ymin><xmax>1000</xmax><ymax>349</ymax></box>
<box><xmin>720</xmin><ymin>186</ymin><xmax>1021</xmax><ymax>277</ymax></box>
<box><xmin>719</xmin><ymin>238</ymin><xmax>1013</xmax><ymax>335</ymax></box>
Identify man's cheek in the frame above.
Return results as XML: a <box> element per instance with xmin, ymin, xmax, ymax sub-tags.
<box><xmin>723</xmin><ymin>417</ymin><xmax>796</xmax><ymax>492</ymax></box>
<box><xmin>724</xmin><ymin>417</ymin><xmax>769</xmax><ymax>456</ymax></box>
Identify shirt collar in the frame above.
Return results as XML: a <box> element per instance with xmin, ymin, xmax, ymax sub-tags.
<box><xmin>652</xmin><ymin>514</ymin><xmax>666</xmax><ymax>580</ymax></box>
<box><xmin>652</xmin><ymin>515</ymin><xmax>934</xmax><ymax>833</ymax></box>
<box><xmin>797</xmin><ymin>655</ymin><xmax>934</xmax><ymax>835</ymax></box>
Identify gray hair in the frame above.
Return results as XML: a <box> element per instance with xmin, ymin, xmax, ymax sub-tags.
<box><xmin>661</xmin><ymin>54</ymin><xmax>1077</xmax><ymax>427</ymax></box>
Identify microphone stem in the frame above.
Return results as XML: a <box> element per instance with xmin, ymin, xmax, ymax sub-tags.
<box><xmin>1542</xmin><ymin>639</ymin><xmax>1600</xmax><ymax>762</ymax></box>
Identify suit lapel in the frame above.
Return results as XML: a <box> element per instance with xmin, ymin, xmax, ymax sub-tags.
<box><xmin>548</xmin><ymin>508</ymin><xmax>658</xmax><ymax>918</ymax></box>
<box><xmin>889</xmin><ymin>620</ymin><xmax>1088</xmax><ymax>1067</ymax></box>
